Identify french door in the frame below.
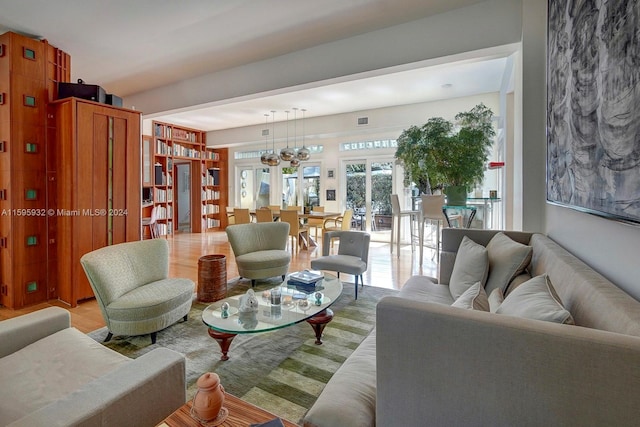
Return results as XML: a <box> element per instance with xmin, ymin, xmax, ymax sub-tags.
<box><xmin>343</xmin><ymin>158</ymin><xmax>394</xmax><ymax>239</ymax></box>
<box><xmin>282</xmin><ymin>163</ymin><xmax>321</xmax><ymax>208</ymax></box>
<box><xmin>237</xmin><ymin>166</ymin><xmax>271</xmax><ymax>209</ymax></box>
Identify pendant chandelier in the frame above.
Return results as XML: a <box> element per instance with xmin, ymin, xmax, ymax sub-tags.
<box><xmin>296</xmin><ymin>108</ymin><xmax>311</xmax><ymax>161</ymax></box>
<box><xmin>260</xmin><ymin>113</ymin><xmax>270</xmax><ymax>165</ymax></box>
<box><xmin>289</xmin><ymin>107</ymin><xmax>301</xmax><ymax>167</ymax></box>
<box><xmin>266</xmin><ymin>110</ymin><xmax>280</xmax><ymax>166</ymax></box>
<box><xmin>279</xmin><ymin>110</ymin><xmax>296</xmax><ymax>161</ymax></box>
<box><xmin>259</xmin><ymin>108</ymin><xmax>311</xmax><ymax>167</ymax></box>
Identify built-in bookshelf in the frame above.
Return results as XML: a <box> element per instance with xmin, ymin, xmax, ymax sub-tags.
<box><xmin>149</xmin><ymin>121</ymin><xmax>227</xmax><ymax>235</ymax></box>
<box><xmin>201</xmin><ymin>146</ymin><xmax>227</xmax><ymax>230</ymax></box>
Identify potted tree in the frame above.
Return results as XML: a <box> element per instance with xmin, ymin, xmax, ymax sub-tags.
<box><xmin>395</xmin><ymin>103</ymin><xmax>495</xmax><ymax>205</ymax></box>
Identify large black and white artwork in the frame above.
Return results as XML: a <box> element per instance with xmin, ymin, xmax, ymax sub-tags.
<box><xmin>547</xmin><ymin>0</ymin><xmax>640</xmax><ymax>223</ymax></box>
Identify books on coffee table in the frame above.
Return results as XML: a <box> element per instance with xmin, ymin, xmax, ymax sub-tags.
<box><xmin>288</xmin><ymin>270</ymin><xmax>324</xmax><ymax>285</ymax></box>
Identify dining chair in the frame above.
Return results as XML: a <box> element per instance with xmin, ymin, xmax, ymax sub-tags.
<box><xmin>233</xmin><ymin>208</ymin><xmax>251</xmax><ymax>224</ymax></box>
<box><xmin>280</xmin><ymin>209</ymin><xmax>310</xmax><ymax>252</ymax></box>
<box><xmin>141</xmin><ymin>205</ymin><xmax>159</xmax><ymax>239</ymax></box>
<box><xmin>322</xmin><ymin>209</ymin><xmax>353</xmax><ymax>248</ymax></box>
<box><xmin>255</xmin><ymin>207</ymin><xmax>274</xmax><ymax>223</ymax></box>
<box><xmin>390</xmin><ymin>194</ymin><xmax>419</xmax><ymax>257</ymax></box>
<box><xmin>307</xmin><ymin>205</ymin><xmax>325</xmax><ymax>240</ymax></box>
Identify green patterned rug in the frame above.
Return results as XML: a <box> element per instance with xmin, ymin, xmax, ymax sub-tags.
<box><xmin>87</xmin><ymin>278</ymin><xmax>397</xmax><ymax>424</ymax></box>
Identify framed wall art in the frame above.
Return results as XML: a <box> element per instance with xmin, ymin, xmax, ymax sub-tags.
<box><xmin>546</xmin><ymin>0</ymin><xmax>640</xmax><ymax>224</ymax></box>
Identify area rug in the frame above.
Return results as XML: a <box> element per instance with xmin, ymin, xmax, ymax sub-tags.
<box><xmin>87</xmin><ymin>277</ymin><xmax>397</xmax><ymax>424</ymax></box>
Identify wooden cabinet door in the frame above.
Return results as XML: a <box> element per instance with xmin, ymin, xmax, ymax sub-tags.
<box><xmin>73</xmin><ymin>101</ymin><xmax>141</xmax><ymax>301</ymax></box>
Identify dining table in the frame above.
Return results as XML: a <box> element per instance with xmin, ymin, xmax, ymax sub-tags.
<box><xmin>249</xmin><ymin>209</ymin><xmax>342</xmax><ymax>249</ymax></box>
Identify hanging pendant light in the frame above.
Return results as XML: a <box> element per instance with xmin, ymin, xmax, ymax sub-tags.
<box><xmin>266</xmin><ymin>110</ymin><xmax>280</xmax><ymax>166</ymax></box>
<box><xmin>279</xmin><ymin>110</ymin><xmax>295</xmax><ymax>161</ymax></box>
<box><xmin>296</xmin><ymin>108</ymin><xmax>311</xmax><ymax>161</ymax></box>
<box><xmin>260</xmin><ymin>113</ymin><xmax>270</xmax><ymax>165</ymax></box>
<box><xmin>289</xmin><ymin>108</ymin><xmax>300</xmax><ymax>167</ymax></box>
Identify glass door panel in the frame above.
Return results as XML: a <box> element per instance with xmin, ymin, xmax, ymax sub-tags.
<box><xmin>302</xmin><ymin>165</ymin><xmax>320</xmax><ymax>208</ymax></box>
<box><xmin>255</xmin><ymin>167</ymin><xmax>271</xmax><ymax>209</ymax></box>
<box><xmin>282</xmin><ymin>166</ymin><xmax>299</xmax><ymax>208</ymax></box>
<box><xmin>371</xmin><ymin>161</ymin><xmax>393</xmax><ymax>236</ymax></box>
<box><xmin>343</xmin><ymin>158</ymin><xmax>395</xmax><ymax>240</ymax></box>
<box><xmin>345</xmin><ymin>161</ymin><xmax>366</xmax><ymax>230</ymax></box>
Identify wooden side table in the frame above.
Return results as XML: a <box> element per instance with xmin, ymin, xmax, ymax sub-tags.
<box><xmin>158</xmin><ymin>393</ymin><xmax>299</xmax><ymax>426</ymax></box>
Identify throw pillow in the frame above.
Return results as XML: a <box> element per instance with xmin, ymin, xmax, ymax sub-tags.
<box><xmin>451</xmin><ymin>282</ymin><xmax>489</xmax><ymax>311</ymax></box>
<box><xmin>488</xmin><ymin>288</ymin><xmax>504</xmax><ymax>313</ymax></box>
<box><xmin>449</xmin><ymin>236</ymin><xmax>489</xmax><ymax>300</ymax></box>
<box><xmin>505</xmin><ymin>272</ymin><xmax>532</xmax><ymax>296</ymax></box>
<box><xmin>485</xmin><ymin>232</ymin><xmax>533</xmax><ymax>295</ymax></box>
<box><xmin>496</xmin><ymin>274</ymin><xmax>575</xmax><ymax>324</ymax></box>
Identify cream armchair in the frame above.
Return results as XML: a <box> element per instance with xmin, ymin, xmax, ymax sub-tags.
<box><xmin>80</xmin><ymin>239</ymin><xmax>194</xmax><ymax>344</ymax></box>
<box><xmin>226</xmin><ymin>222</ymin><xmax>291</xmax><ymax>286</ymax></box>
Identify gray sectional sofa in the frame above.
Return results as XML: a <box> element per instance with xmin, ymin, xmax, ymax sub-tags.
<box><xmin>0</xmin><ymin>306</ymin><xmax>186</xmax><ymax>427</ymax></box>
<box><xmin>304</xmin><ymin>228</ymin><xmax>640</xmax><ymax>427</ymax></box>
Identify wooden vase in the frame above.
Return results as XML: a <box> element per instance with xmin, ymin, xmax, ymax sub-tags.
<box><xmin>192</xmin><ymin>372</ymin><xmax>225</xmax><ymax>421</ymax></box>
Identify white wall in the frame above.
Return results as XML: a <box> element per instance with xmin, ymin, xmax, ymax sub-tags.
<box><xmin>522</xmin><ymin>0</ymin><xmax>640</xmax><ymax>301</ymax></box>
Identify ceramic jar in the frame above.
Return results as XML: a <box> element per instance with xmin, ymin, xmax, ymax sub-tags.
<box><xmin>192</xmin><ymin>372</ymin><xmax>225</xmax><ymax>421</ymax></box>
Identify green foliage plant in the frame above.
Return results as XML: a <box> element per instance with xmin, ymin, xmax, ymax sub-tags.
<box><xmin>395</xmin><ymin>103</ymin><xmax>495</xmax><ymax>194</ymax></box>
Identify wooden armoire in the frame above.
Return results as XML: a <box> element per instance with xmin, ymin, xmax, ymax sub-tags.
<box><xmin>52</xmin><ymin>97</ymin><xmax>141</xmax><ymax>306</ymax></box>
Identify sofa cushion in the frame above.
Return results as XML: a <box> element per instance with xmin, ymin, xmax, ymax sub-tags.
<box><xmin>0</xmin><ymin>327</ymin><xmax>129</xmax><ymax>426</ymax></box>
<box><xmin>106</xmin><ymin>278</ymin><xmax>194</xmax><ymax>321</ymax></box>
<box><xmin>485</xmin><ymin>232</ymin><xmax>533</xmax><ymax>295</ymax></box>
<box><xmin>235</xmin><ymin>249</ymin><xmax>291</xmax><ymax>269</ymax></box>
<box><xmin>505</xmin><ymin>272</ymin><xmax>532</xmax><ymax>296</ymax></box>
<box><xmin>449</xmin><ymin>236</ymin><xmax>489</xmax><ymax>300</ymax></box>
<box><xmin>303</xmin><ymin>329</ymin><xmax>377</xmax><ymax>427</ymax></box>
<box><xmin>451</xmin><ymin>282</ymin><xmax>489</xmax><ymax>311</ymax></box>
<box><xmin>399</xmin><ymin>275</ymin><xmax>454</xmax><ymax>305</ymax></box>
<box><xmin>488</xmin><ymin>288</ymin><xmax>504</xmax><ymax>313</ymax></box>
<box><xmin>496</xmin><ymin>274</ymin><xmax>575</xmax><ymax>325</ymax></box>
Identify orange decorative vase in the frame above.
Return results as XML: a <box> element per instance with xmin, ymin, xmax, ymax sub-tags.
<box><xmin>192</xmin><ymin>372</ymin><xmax>225</xmax><ymax>422</ymax></box>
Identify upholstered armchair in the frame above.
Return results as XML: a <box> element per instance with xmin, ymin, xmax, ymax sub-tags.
<box><xmin>80</xmin><ymin>239</ymin><xmax>194</xmax><ymax>344</ymax></box>
<box><xmin>311</xmin><ymin>230</ymin><xmax>370</xmax><ymax>299</ymax></box>
<box><xmin>226</xmin><ymin>222</ymin><xmax>291</xmax><ymax>286</ymax></box>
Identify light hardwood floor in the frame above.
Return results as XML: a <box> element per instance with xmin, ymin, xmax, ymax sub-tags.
<box><xmin>0</xmin><ymin>231</ymin><xmax>439</xmax><ymax>332</ymax></box>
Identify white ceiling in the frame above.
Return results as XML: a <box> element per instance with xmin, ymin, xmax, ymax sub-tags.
<box><xmin>0</xmin><ymin>0</ymin><xmax>509</xmax><ymax>131</ymax></box>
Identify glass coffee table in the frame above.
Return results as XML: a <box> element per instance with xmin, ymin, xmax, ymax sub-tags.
<box><xmin>202</xmin><ymin>272</ymin><xmax>343</xmax><ymax>360</ymax></box>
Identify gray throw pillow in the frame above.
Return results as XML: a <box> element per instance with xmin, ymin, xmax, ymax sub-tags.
<box><xmin>496</xmin><ymin>274</ymin><xmax>575</xmax><ymax>325</ymax></box>
<box><xmin>485</xmin><ymin>232</ymin><xmax>533</xmax><ymax>295</ymax></box>
<box><xmin>451</xmin><ymin>281</ymin><xmax>489</xmax><ymax>311</ymax></box>
<box><xmin>449</xmin><ymin>236</ymin><xmax>489</xmax><ymax>300</ymax></box>
<box><xmin>488</xmin><ymin>288</ymin><xmax>504</xmax><ymax>313</ymax></box>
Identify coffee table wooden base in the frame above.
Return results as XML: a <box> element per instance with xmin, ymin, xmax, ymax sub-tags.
<box><xmin>207</xmin><ymin>329</ymin><xmax>237</xmax><ymax>361</ymax></box>
<box><xmin>306</xmin><ymin>308</ymin><xmax>334</xmax><ymax>345</ymax></box>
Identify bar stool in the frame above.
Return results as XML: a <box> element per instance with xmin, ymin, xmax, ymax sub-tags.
<box><xmin>418</xmin><ymin>194</ymin><xmax>462</xmax><ymax>264</ymax></box>
<box><xmin>390</xmin><ymin>194</ymin><xmax>419</xmax><ymax>257</ymax></box>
